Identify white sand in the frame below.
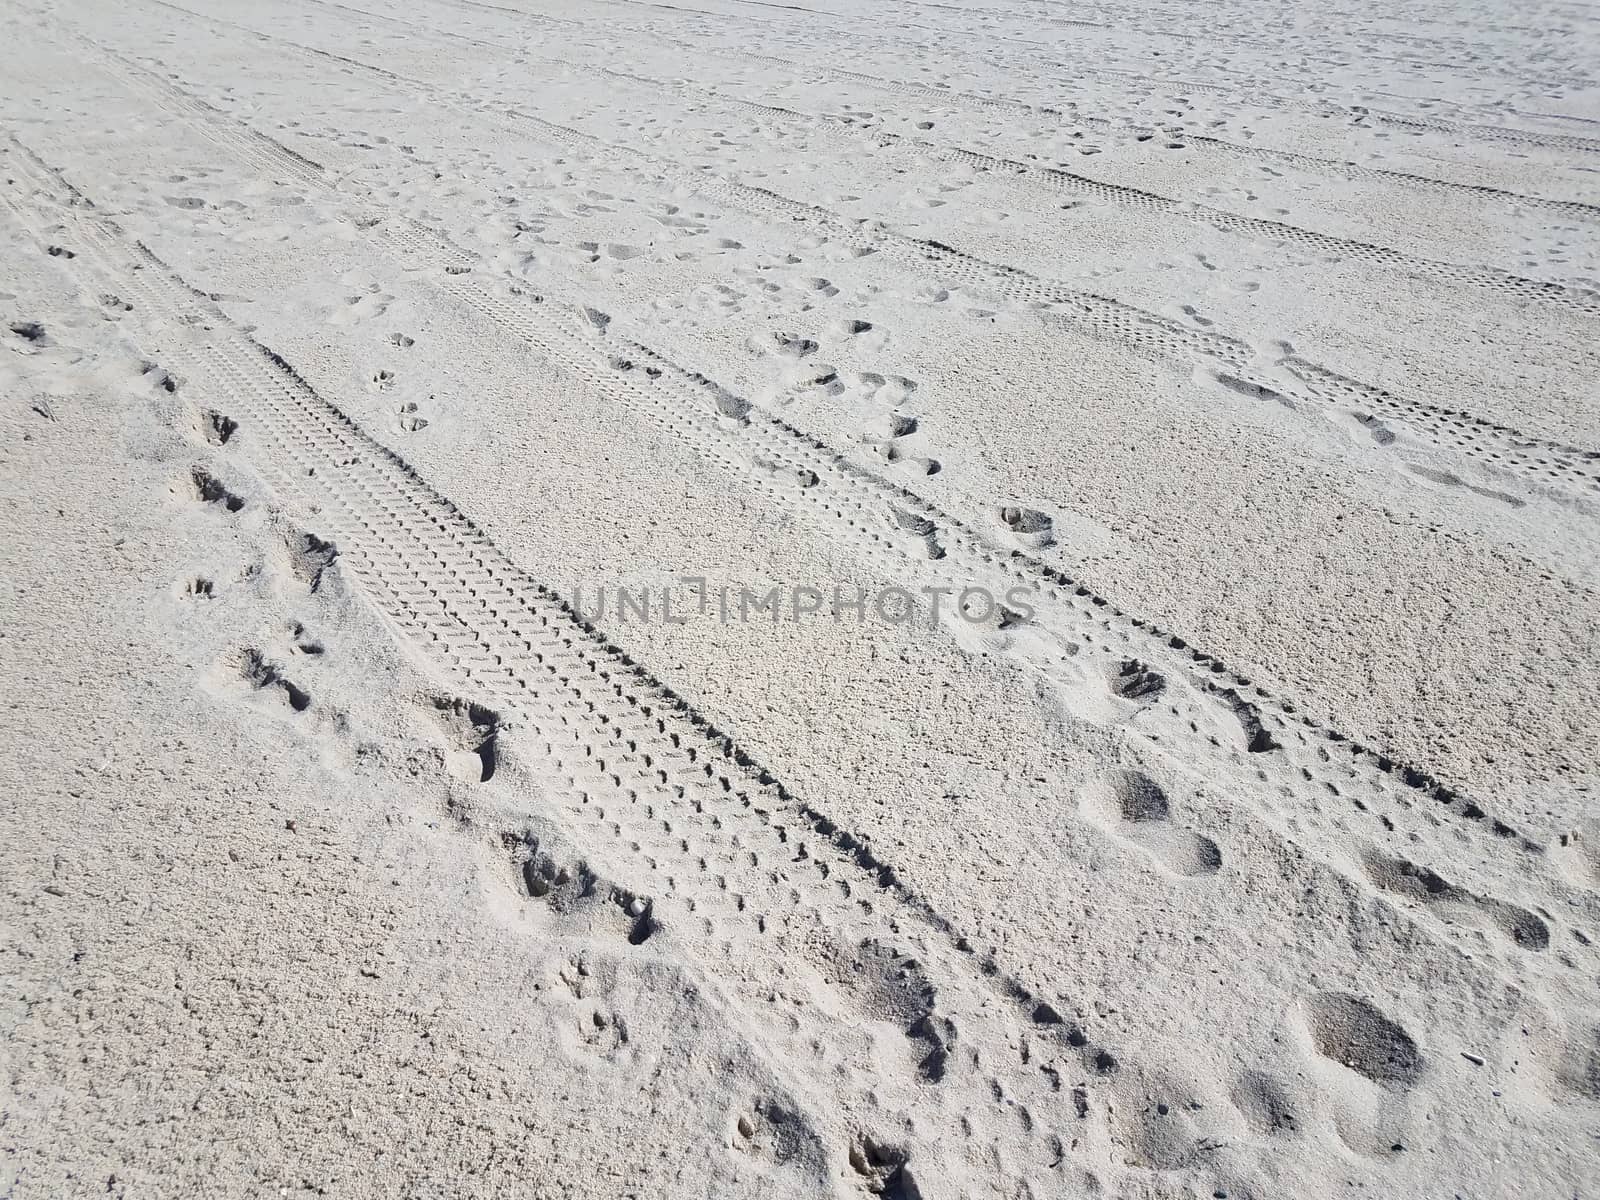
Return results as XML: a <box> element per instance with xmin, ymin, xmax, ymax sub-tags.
<box><xmin>2</xmin><ymin>0</ymin><xmax>1598</xmax><ymax>1194</ymax></box>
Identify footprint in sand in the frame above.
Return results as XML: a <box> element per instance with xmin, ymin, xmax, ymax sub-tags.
<box><xmin>1301</xmin><ymin>993</ymin><xmax>1422</xmax><ymax>1089</ymax></box>
<box><xmin>234</xmin><ymin>648</ymin><xmax>311</xmax><ymax>713</ymax></box>
<box><xmin>174</xmin><ymin>466</ymin><xmax>245</xmax><ymax>514</ymax></box>
<box><xmin>1079</xmin><ymin>769</ymin><xmax>1222</xmax><ymax>878</ymax></box>
<box><xmin>329</xmin><ymin>281</ymin><xmax>394</xmax><ymax>326</ymax></box>
<box><xmin>427</xmin><ymin>696</ymin><xmax>503</xmax><ymax>784</ymax></box>
<box><xmin>397</xmin><ymin>401</ymin><xmax>429</xmax><ymax>433</ymax></box>
<box><xmin>1362</xmin><ymin>849</ymin><xmax>1549</xmax><ymax>951</ymax></box>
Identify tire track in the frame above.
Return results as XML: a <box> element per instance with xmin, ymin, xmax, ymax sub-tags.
<box><xmin>293</xmin><ymin>0</ymin><xmax>1600</xmax><ymax>308</ymax></box>
<box><xmin>18</xmin><ymin>19</ymin><xmax>1600</xmax><ymax>1071</ymax></box>
<box><xmin>68</xmin><ymin>8</ymin><xmax>1600</xmax><ymax>496</ymax></box>
<box><xmin>2</xmin><ymin>134</ymin><xmax>1167</xmax><ymax>1194</ymax></box>
<box><xmin>606</xmin><ymin>68</ymin><xmax>1600</xmax><ymax>317</ymax></box>
<box><xmin>11</xmin><ymin>7</ymin><xmax>1600</xmax><ymax>1189</ymax></box>
<box><xmin>723</xmin><ymin>0</ymin><xmax>1589</xmax><ymax>89</ymax></box>
<box><xmin>581</xmin><ymin>0</ymin><xmax>1600</xmax><ymax>156</ymax></box>
<box><xmin>422</xmin><ymin>0</ymin><xmax>1600</xmax><ymax>219</ymax></box>
<box><xmin>37</xmin><ymin>37</ymin><xmax>1600</xmax><ymax>919</ymax></box>
<box><xmin>12</xmin><ymin>111</ymin><xmax>1586</xmax><ymax>1114</ymax></box>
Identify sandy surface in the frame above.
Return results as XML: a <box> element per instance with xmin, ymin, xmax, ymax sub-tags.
<box><xmin>2</xmin><ymin>0</ymin><xmax>1598</xmax><ymax>1195</ymax></box>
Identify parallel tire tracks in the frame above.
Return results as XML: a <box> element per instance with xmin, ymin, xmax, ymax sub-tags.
<box><xmin>75</xmin><ymin>8</ymin><xmax>1600</xmax><ymax>496</ymax></box>
<box><xmin>281</xmin><ymin>0</ymin><xmax>1600</xmax><ymax>311</ymax></box>
<box><xmin>586</xmin><ymin>0</ymin><xmax>1600</xmax><ymax>156</ymax></box>
<box><xmin>2</xmin><ymin>136</ymin><xmax>1149</xmax><ymax>1193</ymax></box>
<box><xmin>42</xmin><ymin>38</ymin><xmax>1596</xmax><ymax>892</ymax></box>
<box><xmin>427</xmin><ymin>0</ymin><xmax>1600</xmax><ymax>221</ymax></box>
<box><xmin>604</xmin><ymin>69</ymin><xmax>1600</xmax><ymax>317</ymax></box>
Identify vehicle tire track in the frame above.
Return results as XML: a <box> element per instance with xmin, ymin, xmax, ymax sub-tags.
<box><xmin>577</xmin><ymin>0</ymin><xmax>1600</xmax><ymax>156</ymax></box>
<box><xmin>69</xmin><ymin>11</ymin><xmax>1600</xmax><ymax>497</ymax></box>
<box><xmin>804</xmin><ymin>0</ymin><xmax>1589</xmax><ymax>91</ymax></box>
<box><xmin>600</xmin><ymin>68</ymin><xmax>1600</xmax><ymax>317</ymax></box>
<box><xmin>2</xmin><ymin>135</ymin><xmax>1179</xmax><ymax>1194</ymax></box>
<box><xmin>270</xmin><ymin>0</ymin><xmax>1600</xmax><ymax>310</ymax></box>
<box><xmin>23</xmin><ymin>41</ymin><xmax>1596</xmax><ymax>919</ymax></box>
<box><xmin>420</xmin><ymin>0</ymin><xmax>1600</xmax><ymax>218</ymax></box>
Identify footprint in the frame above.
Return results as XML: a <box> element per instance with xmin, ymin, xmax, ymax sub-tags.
<box><xmin>1106</xmin><ymin>658</ymin><xmax>1167</xmax><ymax>704</ymax></box>
<box><xmin>847</xmin><ymin>1136</ymin><xmax>919</xmax><ymax>1198</ymax></box>
<box><xmin>397</xmin><ymin>402</ymin><xmax>429</xmax><ymax>432</ymax></box>
<box><xmin>1215</xmin><ymin>688</ymin><xmax>1280</xmax><ymax>753</ymax></box>
<box><xmin>887</xmin><ymin>504</ymin><xmax>944</xmax><ymax>560</ymax></box>
<box><xmin>779</xmin><ymin>363</ymin><xmax>838</xmax><ymax>399</ymax></box>
<box><xmin>1553</xmin><ymin>822</ymin><xmax>1600</xmax><ymax>889</ymax></box>
<box><xmin>575</xmin><ymin>1005</ymin><xmax>629</xmax><ymax>1056</ymax></box>
<box><xmin>863</xmin><ymin>412</ymin><xmax>917</xmax><ymax>441</ymax></box>
<box><xmin>747</xmin><ymin>330</ymin><xmax>819</xmax><ymax>359</ymax></box>
<box><xmin>177</xmin><ymin>467</ymin><xmax>244</xmax><ymax>513</ymax></box>
<box><xmin>140</xmin><ymin>361</ymin><xmax>180</xmax><ymax>395</ymax></box>
<box><xmin>429</xmin><ymin>696</ymin><xmax>503</xmax><ymax>784</ymax></box>
<box><xmin>285</xmin><ymin>621</ymin><xmax>324</xmax><ymax>657</ymax></box>
<box><xmin>1353</xmin><ymin>412</ymin><xmax>1396</xmax><ymax>445</ymax></box>
<box><xmin>999</xmin><ymin>505</ymin><xmax>1054</xmax><ymax>549</ymax></box>
<box><xmin>870</xmin><ymin>442</ymin><xmax>940</xmax><ymax>476</ymax></box>
<box><xmin>502</xmin><ymin>830</ymin><xmax>656</xmax><ymax>945</ymax></box>
<box><xmin>197</xmin><ymin>409</ymin><xmax>236</xmax><ymax>446</ymax></box>
<box><xmin>1404</xmin><ymin>464</ymin><xmax>1527</xmax><ymax>509</ymax></box>
<box><xmin>329</xmin><ymin>284</ymin><xmax>394</xmax><ymax>326</ymax></box>
<box><xmin>1080</xmin><ymin>769</ymin><xmax>1222</xmax><ymax>878</ymax></box>
<box><xmin>1362</xmin><ymin>850</ymin><xmax>1549</xmax><ymax>950</ymax></box>
<box><xmin>1229</xmin><ymin>1070</ymin><xmax>1301</xmax><ymax>1135</ymax></box>
<box><xmin>819</xmin><ymin>938</ymin><xmax>955</xmax><ymax>1084</ymax></box>
<box><xmin>274</xmin><ymin>530</ymin><xmax>339</xmax><ymax>593</ymax></box>
<box><xmin>236</xmin><ymin>648</ymin><xmax>310</xmax><ymax>713</ymax></box>
<box><xmin>731</xmin><ymin>1099</ymin><xmax>831</xmax><ymax>1182</ymax></box>
<box><xmin>1546</xmin><ymin>1025</ymin><xmax>1600</xmax><ymax>1102</ymax></box>
<box><xmin>1302</xmin><ymin>993</ymin><xmax>1422</xmax><ymax>1089</ymax></box>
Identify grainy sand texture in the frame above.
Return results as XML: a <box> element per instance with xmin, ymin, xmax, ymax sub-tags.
<box><xmin>2</xmin><ymin>0</ymin><xmax>1599</xmax><ymax>1195</ymax></box>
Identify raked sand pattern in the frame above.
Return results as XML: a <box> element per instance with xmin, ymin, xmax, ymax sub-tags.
<box><xmin>2</xmin><ymin>0</ymin><xmax>1599</xmax><ymax>1196</ymax></box>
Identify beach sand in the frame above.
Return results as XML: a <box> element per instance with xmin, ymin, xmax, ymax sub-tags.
<box><xmin>2</xmin><ymin>0</ymin><xmax>1598</xmax><ymax>1194</ymax></box>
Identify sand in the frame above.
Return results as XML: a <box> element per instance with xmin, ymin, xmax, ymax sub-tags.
<box><xmin>2</xmin><ymin>0</ymin><xmax>1598</xmax><ymax>1195</ymax></box>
